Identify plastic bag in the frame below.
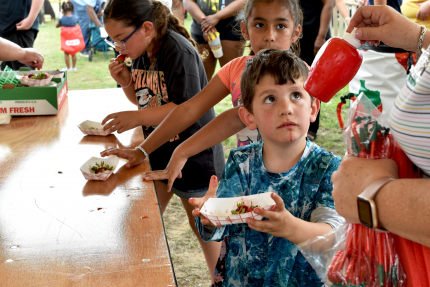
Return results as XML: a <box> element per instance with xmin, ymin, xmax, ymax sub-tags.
<box><xmin>299</xmin><ymin>223</ymin><xmax>406</xmax><ymax>287</ymax></box>
<box><xmin>298</xmin><ymin>94</ymin><xmax>406</xmax><ymax>286</ymax></box>
<box><xmin>343</xmin><ymin>93</ymin><xmax>395</xmax><ymax>159</ymax></box>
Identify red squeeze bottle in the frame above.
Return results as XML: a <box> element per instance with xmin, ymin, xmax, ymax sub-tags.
<box><xmin>304</xmin><ymin>29</ymin><xmax>363</xmax><ymax>103</ymax></box>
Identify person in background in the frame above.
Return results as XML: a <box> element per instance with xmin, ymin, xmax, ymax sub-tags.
<box><xmin>70</xmin><ymin>0</ymin><xmax>102</xmax><ymax>57</ymax></box>
<box><xmin>401</xmin><ymin>0</ymin><xmax>430</xmax><ymax>27</ymax></box>
<box><xmin>100</xmin><ymin>0</ymin><xmax>226</xmax><ymax>283</ymax></box>
<box><xmin>299</xmin><ymin>0</ymin><xmax>334</xmax><ymax>141</ymax></box>
<box><xmin>56</xmin><ymin>1</ymin><xmax>79</xmax><ymax>71</ymax></box>
<box><xmin>0</xmin><ymin>0</ymin><xmax>44</xmax><ymax>70</ymax></box>
<box><xmin>333</xmin><ymin>5</ymin><xmax>430</xmax><ymax>286</ymax></box>
<box><xmin>336</xmin><ymin>0</ymin><xmax>352</xmax><ymax>26</ymax></box>
<box><xmin>0</xmin><ymin>37</ymin><xmax>44</xmax><ymax>70</ymax></box>
<box><xmin>185</xmin><ymin>0</ymin><xmax>246</xmax><ymax>81</ymax></box>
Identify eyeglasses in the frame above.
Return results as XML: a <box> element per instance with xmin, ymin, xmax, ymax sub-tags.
<box><xmin>105</xmin><ymin>24</ymin><xmax>143</xmax><ymax>50</ymax></box>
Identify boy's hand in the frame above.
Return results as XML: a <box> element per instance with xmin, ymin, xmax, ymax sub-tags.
<box><xmin>247</xmin><ymin>192</ymin><xmax>298</xmax><ymax>239</ymax></box>
<box><xmin>102</xmin><ymin>111</ymin><xmax>140</xmax><ymax>133</ymax></box>
<box><xmin>189</xmin><ymin>175</ymin><xmax>221</xmax><ymax>227</ymax></box>
<box><xmin>108</xmin><ymin>58</ymin><xmax>132</xmax><ymax>87</ymax></box>
<box><xmin>141</xmin><ymin>148</ymin><xmax>186</xmax><ymax>192</ymax></box>
<box><xmin>100</xmin><ymin>148</ymin><xmax>146</xmax><ymax>168</ymax></box>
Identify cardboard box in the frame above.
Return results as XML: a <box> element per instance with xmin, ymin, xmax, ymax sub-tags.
<box><xmin>0</xmin><ymin>70</ymin><xmax>68</xmax><ymax>116</ymax></box>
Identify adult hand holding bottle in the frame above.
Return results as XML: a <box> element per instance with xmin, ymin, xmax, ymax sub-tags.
<box><xmin>347</xmin><ymin>5</ymin><xmax>430</xmax><ymax>52</ymax></box>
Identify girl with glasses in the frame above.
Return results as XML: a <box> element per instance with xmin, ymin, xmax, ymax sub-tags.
<box><xmin>101</xmin><ymin>0</ymin><xmax>225</xmax><ymax>284</ymax></box>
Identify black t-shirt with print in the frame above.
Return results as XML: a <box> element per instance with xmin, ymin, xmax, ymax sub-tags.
<box><xmin>190</xmin><ymin>0</ymin><xmax>238</xmax><ymax>37</ymax></box>
<box><xmin>132</xmin><ymin>30</ymin><xmax>225</xmax><ymax>191</ymax></box>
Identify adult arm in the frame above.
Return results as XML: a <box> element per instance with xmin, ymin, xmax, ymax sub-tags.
<box><xmin>16</xmin><ymin>0</ymin><xmax>44</xmax><ymax>30</ymax></box>
<box><xmin>86</xmin><ymin>5</ymin><xmax>103</xmax><ymax>27</ymax></box>
<box><xmin>315</xmin><ymin>0</ymin><xmax>335</xmax><ymax>55</ymax></box>
<box><xmin>373</xmin><ymin>0</ymin><xmax>387</xmax><ymax>4</ymax></box>
<box><xmin>0</xmin><ymin>37</ymin><xmax>44</xmax><ymax>69</ymax></box>
<box><xmin>183</xmin><ymin>0</ymin><xmax>207</xmax><ymax>23</ymax></box>
<box><xmin>332</xmin><ymin>155</ymin><xmax>430</xmax><ymax>247</ymax></box>
<box><xmin>200</xmin><ymin>0</ymin><xmax>247</xmax><ymax>33</ymax></box>
<box><xmin>347</xmin><ymin>5</ymin><xmax>430</xmax><ymax>51</ymax></box>
<box><xmin>335</xmin><ymin>0</ymin><xmax>351</xmax><ymax>24</ymax></box>
<box><xmin>172</xmin><ymin>0</ymin><xmax>185</xmax><ymax>24</ymax></box>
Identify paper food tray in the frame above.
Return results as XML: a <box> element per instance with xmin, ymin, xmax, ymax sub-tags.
<box><xmin>80</xmin><ymin>156</ymin><xmax>119</xmax><ymax>181</ymax></box>
<box><xmin>17</xmin><ymin>73</ymin><xmax>54</xmax><ymax>87</ymax></box>
<box><xmin>199</xmin><ymin>192</ymin><xmax>275</xmax><ymax>226</ymax></box>
<box><xmin>78</xmin><ymin>120</ymin><xmax>112</xmax><ymax>136</ymax></box>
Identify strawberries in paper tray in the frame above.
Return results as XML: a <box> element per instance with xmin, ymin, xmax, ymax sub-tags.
<box><xmin>80</xmin><ymin>156</ymin><xmax>119</xmax><ymax>181</ymax></box>
<box><xmin>200</xmin><ymin>192</ymin><xmax>276</xmax><ymax>226</ymax></box>
<box><xmin>78</xmin><ymin>120</ymin><xmax>112</xmax><ymax>136</ymax></box>
<box><xmin>17</xmin><ymin>72</ymin><xmax>54</xmax><ymax>87</ymax></box>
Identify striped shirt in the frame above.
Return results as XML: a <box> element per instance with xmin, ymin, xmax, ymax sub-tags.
<box><xmin>389</xmin><ymin>49</ymin><xmax>430</xmax><ymax>176</ymax></box>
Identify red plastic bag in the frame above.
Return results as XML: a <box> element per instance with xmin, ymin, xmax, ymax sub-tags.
<box><xmin>61</xmin><ymin>26</ymin><xmax>85</xmax><ymax>56</ymax></box>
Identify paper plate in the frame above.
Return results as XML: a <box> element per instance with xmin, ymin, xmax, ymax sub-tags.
<box><xmin>78</xmin><ymin>120</ymin><xmax>112</xmax><ymax>136</ymax></box>
<box><xmin>80</xmin><ymin>156</ymin><xmax>119</xmax><ymax>181</ymax></box>
<box><xmin>199</xmin><ymin>192</ymin><xmax>276</xmax><ymax>226</ymax></box>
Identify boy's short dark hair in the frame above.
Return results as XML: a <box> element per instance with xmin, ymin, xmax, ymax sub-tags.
<box><xmin>240</xmin><ymin>49</ymin><xmax>310</xmax><ymax>113</ymax></box>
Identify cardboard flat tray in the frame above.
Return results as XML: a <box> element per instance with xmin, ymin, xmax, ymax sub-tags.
<box><xmin>0</xmin><ymin>71</ymin><xmax>68</xmax><ymax>115</ymax></box>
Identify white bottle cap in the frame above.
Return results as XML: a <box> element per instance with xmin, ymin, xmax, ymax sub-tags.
<box><xmin>342</xmin><ymin>28</ymin><xmax>361</xmax><ymax>49</ymax></box>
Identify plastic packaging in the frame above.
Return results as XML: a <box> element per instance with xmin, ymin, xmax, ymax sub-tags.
<box><xmin>304</xmin><ymin>29</ymin><xmax>363</xmax><ymax>103</ymax></box>
<box><xmin>299</xmin><ymin>223</ymin><xmax>406</xmax><ymax>287</ymax></box>
<box><xmin>342</xmin><ymin>93</ymin><xmax>394</xmax><ymax>159</ymax></box>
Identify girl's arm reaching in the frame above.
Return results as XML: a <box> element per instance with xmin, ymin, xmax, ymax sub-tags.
<box><xmin>138</xmin><ymin>75</ymin><xmax>231</xmax><ymax>155</ymax></box>
<box><xmin>142</xmin><ymin>106</ymin><xmax>246</xmax><ymax>191</ymax></box>
<box><xmin>101</xmin><ymin>102</ymin><xmax>177</xmax><ymax>133</ymax></box>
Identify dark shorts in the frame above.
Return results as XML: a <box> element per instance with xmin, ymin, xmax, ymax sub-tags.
<box><xmin>1</xmin><ymin>29</ymin><xmax>38</xmax><ymax>70</ymax></box>
<box><xmin>191</xmin><ymin>18</ymin><xmax>244</xmax><ymax>45</ymax></box>
<box><xmin>171</xmin><ymin>186</ymin><xmax>208</xmax><ymax>199</ymax></box>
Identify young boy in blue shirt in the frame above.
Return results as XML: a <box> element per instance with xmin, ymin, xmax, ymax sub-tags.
<box><xmin>192</xmin><ymin>49</ymin><xmax>345</xmax><ymax>286</ymax></box>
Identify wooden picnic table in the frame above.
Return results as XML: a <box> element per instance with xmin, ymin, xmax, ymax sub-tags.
<box><xmin>0</xmin><ymin>88</ymin><xmax>176</xmax><ymax>286</ymax></box>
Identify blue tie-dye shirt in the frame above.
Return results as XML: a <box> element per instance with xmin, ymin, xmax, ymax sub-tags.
<box><xmin>196</xmin><ymin>140</ymin><xmax>341</xmax><ymax>287</ymax></box>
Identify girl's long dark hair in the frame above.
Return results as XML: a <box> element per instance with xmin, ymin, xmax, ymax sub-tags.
<box><xmin>104</xmin><ymin>0</ymin><xmax>205</xmax><ymax>68</ymax></box>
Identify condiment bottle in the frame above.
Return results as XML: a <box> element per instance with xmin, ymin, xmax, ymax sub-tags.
<box><xmin>304</xmin><ymin>29</ymin><xmax>363</xmax><ymax>103</ymax></box>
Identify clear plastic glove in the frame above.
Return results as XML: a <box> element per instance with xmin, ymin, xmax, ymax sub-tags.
<box><xmin>189</xmin><ymin>175</ymin><xmax>221</xmax><ymax>227</ymax></box>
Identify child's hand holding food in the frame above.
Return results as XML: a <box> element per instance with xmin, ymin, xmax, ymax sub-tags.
<box><xmin>189</xmin><ymin>175</ymin><xmax>220</xmax><ymax>227</ymax></box>
<box><xmin>108</xmin><ymin>55</ymin><xmax>131</xmax><ymax>87</ymax></box>
<box><xmin>246</xmin><ymin>193</ymin><xmax>298</xmax><ymax>239</ymax></box>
